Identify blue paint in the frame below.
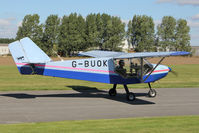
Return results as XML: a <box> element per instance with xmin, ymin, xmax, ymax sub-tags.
<box><xmin>170</xmin><ymin>51</ymin><xmax>190</xmax><ymax>56</ymax></box>
<box><xmin>17</xmin><ymin>66</ymin><xmax>32</xmax><ymax>74</ymax></box>
<box><xmin>109</xmin><ymin>73</ymin><xmax>168</xmax><ymax>84</ymax></box>
<box><xmin>17</xmin><ymin>66</ymin><xmax>45</xmax><ymax>75</ymax></box>
<box><xmin>17</xmin><ymin>66</ymin><xmax>168</xmax><ymax>84</ymax></box>
<box><xmin>43</xmin><ymin>68</ymin><xmax>111</xmax><ymax>83</ymax></box>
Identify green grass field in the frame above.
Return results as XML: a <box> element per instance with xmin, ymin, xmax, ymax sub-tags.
<box><xmin>0</xmin><ymin>64</ymin><xmax>199</xmax><ymax>91</ymax></box>
<box><xmin>0</xmin><ymin>64</ymin><xmax>199</xmax><ymax>132</ymax></box>
<box><xmin>0</xmin><ymin>116</ymin><xmax>198</xmax><ymax>133</ymax></box>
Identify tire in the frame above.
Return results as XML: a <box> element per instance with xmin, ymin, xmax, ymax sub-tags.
<box><xmin>148</xmin><ymin>89</ymin><xmax>157</xmax><ymax>97</ymax></box>
<box><xmin>126</xmin><ymin>92</ymin><xmax>135</xmax><ymax>101</ymax></box>
<box><xmin>109</xmin><ymin>88</ymin><xmax>117</xmax><ymax>96</ymax></box>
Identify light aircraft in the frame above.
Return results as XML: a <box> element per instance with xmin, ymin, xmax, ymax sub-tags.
<box><xmin>9</xmin><ymin>37</ymin><xmax>190</xmax><ymax>101</ymax></box>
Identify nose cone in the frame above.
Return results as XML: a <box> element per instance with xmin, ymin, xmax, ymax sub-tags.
<box><xmin>168</xmin><ymin>67</ymin><xmax>172</xmax><ymax>72</ymax></box>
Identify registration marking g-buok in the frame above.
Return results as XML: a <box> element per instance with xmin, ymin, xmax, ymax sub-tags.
<box><xmin>72</xmin><ymin>60</ymin><xmax>108</xmax><ymax>68</ymax></box>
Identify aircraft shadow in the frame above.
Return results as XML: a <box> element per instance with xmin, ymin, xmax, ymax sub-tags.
<box><xmin>1</xmin><ymin>86</ymin><xmax>155</xmax><ymax>105</ymax></box>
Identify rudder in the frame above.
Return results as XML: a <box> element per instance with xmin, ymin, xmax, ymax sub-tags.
<box><xmin>9</xmin><ymin>37</ymin><xmax>51</xmax><ymax>74</ymax></box>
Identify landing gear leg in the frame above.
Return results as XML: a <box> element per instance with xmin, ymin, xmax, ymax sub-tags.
<box><xmin>109</xmin><ymin>84</ymin><xmax>117</xmax><ymax>96</ymax></box>
<box><xmin>123</xmin><ymin>84</ymin><xmax>135</xmax><ymax>101</ymax></box>
<box><xmin>148</xmin><ymin>83</ymin><xmax>157</xmax><ymax>97</ymax></box>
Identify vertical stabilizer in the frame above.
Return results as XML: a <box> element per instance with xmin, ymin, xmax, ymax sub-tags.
<box><xmin>9</xmin><ymin>37</ymin><xmax>51</xmax><ymax>74</ymax></box>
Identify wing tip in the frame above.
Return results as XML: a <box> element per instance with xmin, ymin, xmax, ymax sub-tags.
<box><xmin>170</xmin><ymin>51</ymin><xmax>190</xmax><ymax>56</ymax></box>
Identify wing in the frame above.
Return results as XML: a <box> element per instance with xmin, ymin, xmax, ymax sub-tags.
<box><xmin>79</xmin><ymin>50</ymin><xmax>190</xmax><ymax>59</ymax></box>
<box><xmin>116</xmin><ymin>51</ymin><xmax>190</xmax><ymax>59</ymax></box>
<box><xmin>79</xmin><ymin>50</ymin><xmax>126</xmax><ymax>58</ymax></box>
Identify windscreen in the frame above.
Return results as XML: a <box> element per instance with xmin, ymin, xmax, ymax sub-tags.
<box><xmin>114</xmin><ymin>58</ymin><xmax>153</xmax><ymax>79</ymax></box>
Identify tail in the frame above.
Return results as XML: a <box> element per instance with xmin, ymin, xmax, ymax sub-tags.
<box><xmin>9</xmin><ymin>37</ymin><xmax>51</xmax><ymax>74</ymax></box>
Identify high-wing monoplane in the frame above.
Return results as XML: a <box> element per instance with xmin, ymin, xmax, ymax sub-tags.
<box><xmin>9</xmin><ymin>37</ymin><xmax>190</xmax><ymax>101</ymax></box>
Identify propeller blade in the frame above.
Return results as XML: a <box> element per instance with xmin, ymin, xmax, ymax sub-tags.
<box><xmin>168</xmin><ymin>67</ymin><xmax>178</xmax><ymax>76</ymax></box>
<box><xmin>170</xmin><ymin>70</ymin><xmax>178</xmax><ymax>76</ymax></box>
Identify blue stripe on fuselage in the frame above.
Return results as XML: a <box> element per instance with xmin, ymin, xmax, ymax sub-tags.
<box><xmin>17</xmin><ymin>66</ymin><xmax>168</xmax><ymax>84</ymax></box>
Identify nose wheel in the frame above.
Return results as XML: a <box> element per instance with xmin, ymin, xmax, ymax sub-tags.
<box><xmin>148</xmin><ymin>89</ymin><xmax>156</xmax><ymax>97</ymax></box>
<box><xmin>148</xmin><ymin>83</ymin><xmax>157</xmax><ymax>97</ymax></box>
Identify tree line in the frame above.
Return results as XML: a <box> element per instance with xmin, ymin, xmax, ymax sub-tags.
<box><xmin>15</xmin><ymin>13</ymin><xmax>191</xmax><ymax>56</ymax></box>
<box><xmin>127</xmin><ymin>15</ymin><xmax>191</xmax><ymax>52</ymax></box>
<box><xmin>0</xmin><ymin>38</ymin><xmax>15</xmax><ymax>43</ymax></box>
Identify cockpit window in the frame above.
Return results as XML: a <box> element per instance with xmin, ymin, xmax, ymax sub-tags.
<box><xmin>114</xmin><ymin>58</ymin><xmax>153</xmax><ymax>79</ymax></box>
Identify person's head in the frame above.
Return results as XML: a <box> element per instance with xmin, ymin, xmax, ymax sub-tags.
<box><xmin>119</xmin><ymin>60</ymin><xmax>125</xmax><ymax>67</ymax></box>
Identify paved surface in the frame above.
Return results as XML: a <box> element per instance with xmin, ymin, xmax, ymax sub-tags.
<box><xmin>0</xmin><ymin>87</ymin><xmax>199</xmax><ymax>124</ymax></box>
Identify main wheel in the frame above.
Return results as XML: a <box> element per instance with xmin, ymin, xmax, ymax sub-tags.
<box><xmin>109</xmin><ymin>88</ymin><xmax>117</xmax><ymax>96</ymax></box>
<box><xmin>126</xmin><ymin>92</ymin><xmax>135</xmax><ymax>101</ymax></box>
<box><xmin>148</xmin><ymin>89</ymin><xmax>157</xmax><ymax>97</ymax></box>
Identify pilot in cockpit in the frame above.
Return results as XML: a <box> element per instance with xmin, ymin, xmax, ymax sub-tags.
<box><xmin>114</xmin><ymin>60</ymin><xmax>127</xmax><ymax>78</ymax></box>
<box><xmin>115</xmin><ymin>59</ymin><xmax>142</xmax><ymax>79</ymax></box>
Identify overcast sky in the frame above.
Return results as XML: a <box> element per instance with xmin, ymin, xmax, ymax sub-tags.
<box><xmin>0</xmin><ymin>0</ymin><xmax>199</xmax><ymax>46</ymax></box>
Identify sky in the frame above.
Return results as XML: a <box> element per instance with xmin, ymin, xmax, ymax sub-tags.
<box><xmin>0</xmin><ymin>0</ymin><xmax>199</xmax><ymax>46</ymax></box>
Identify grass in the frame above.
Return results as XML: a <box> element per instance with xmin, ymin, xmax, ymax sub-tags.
<box><xmin>0</xmin><ymin>64</ymin><xmax>199</xmax><ymax>91</ymax></box>
<box><xmin>0</xmin><ymin>64</ymin><xmax>199</xmax><ymax>132</ymax></box>
<box><xmin>0</xmin><ymin>116</ymin><xmax>199</xmax><ymax>133</ymax></box>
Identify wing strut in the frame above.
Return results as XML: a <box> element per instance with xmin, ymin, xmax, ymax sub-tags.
<box><xmin>140</xmin><ymin>58</ymin><xmax>144</xmax><ymax>82</ymax></box>
<box><xmin>143</xmin><ymin>57</ymin><xmax>165</xmax><ymax>82</ymax></box>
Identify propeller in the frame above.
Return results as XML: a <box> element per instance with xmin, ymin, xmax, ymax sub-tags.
<box><xmin>168</xmin><ymin>67</ymin><xmax>178</xmax><ymax>76</ymax></box>
<box><xmin>170</xmin><ymin>70</ymin><xmax>178</xmax><ymax>76</ymax></box>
